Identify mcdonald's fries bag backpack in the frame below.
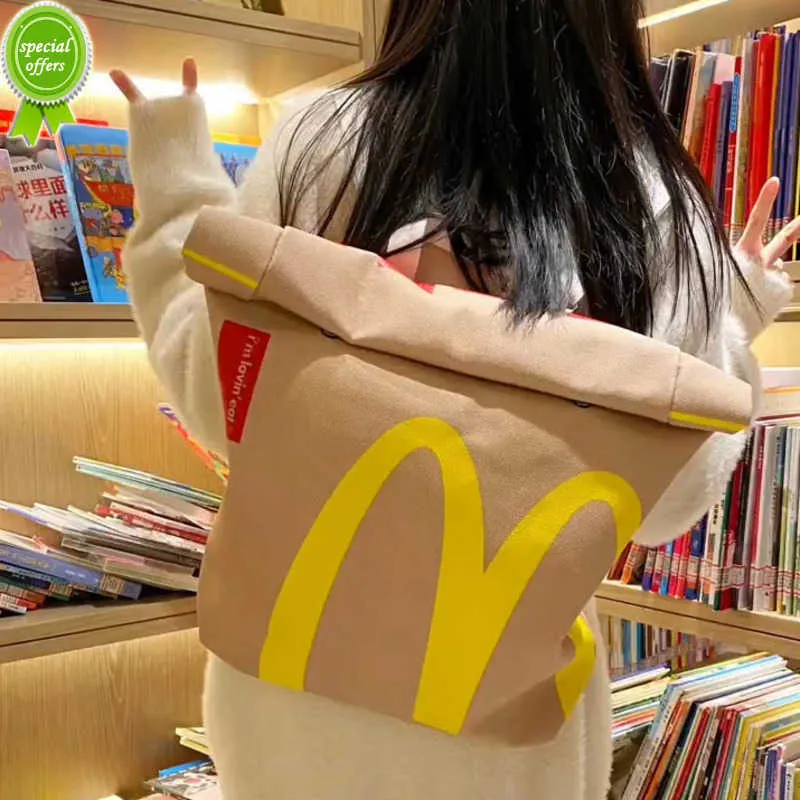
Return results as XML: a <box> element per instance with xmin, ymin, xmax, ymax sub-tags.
<box><xmin>182</xmin><ymin>206</ymin><xmax>752</xmax><ymax>747</ymax></box>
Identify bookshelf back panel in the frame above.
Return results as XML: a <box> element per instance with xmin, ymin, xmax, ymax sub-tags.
<box><xmin>754</xmin><ymin>322</ymin><xmax>800</xmax><ymax>367</ymax></box>
<box><xmin>0</xmin><ymin>343</ymin><xmax>222</xmax><ymax>537</ymax></box>
<box><xmin>0</xmin><ymin>628</ymin><xmax>206</xmax><ymax>800</ymax></box>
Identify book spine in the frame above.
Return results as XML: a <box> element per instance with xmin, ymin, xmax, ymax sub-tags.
<box><xmin>0</xmin><ymin>543</ymin><xmax>103</xmax><ymax>589</ymax></box>
<box><xmin>669</xmin><ymin>535</ymin><xmax>686</xmax><ymax>598</ymax></box>
<box><xmin>685</xmin><ymin>517</ymin><xmax>707</xmax><ymax>601</ymax></box>
<box><xmin>732</xmin><ymin>37</ymin><xmax>755</xmax><ymax>242</ymax></box>
<box><xmin>622</xmin><ymin>543</ymin><xmax>648</xmax><ymax>585</ymax></box>
<box><xmin>713</xmin><ymin>81</ymin><xmax>733</xmax><ymax>208</ymax></box>
<box><xmin>748</xmin><ymin>35</ymin><xmax>777</xmax><ymax>216</ymax></box>
<box><xmin>642</xmin><ymin>548</ymin><xmax>658</xmax><ymax>592</ymax></box>
<box><xmin>653</xmin><ymin>545</ymin><xmax>667</xmax><ymax>594</ymax></box>
<box><xmin>701</xmin><ymin>84</ymin><xmax>723</xmax><ymax>186</ymax></box>
<box><xmin>0</xmin><ymin>593</ymin><xmax>28</xmax><ymax>613</ymax></box>
<box><xmin>724</xmin><ymin>60</ymin><xmax>742</xmax><ymax>229</ymax></box>
<box><xmin>0</xmin><ymin>579</ymin><xmax>45</xmax><ymax>605</ymax></box>
<box><xmin>676</xmin><ymin>532</ymin><xmax>692</xmax><ymax>599</ymax></box>
<box><xmin>660</xmin><ymin>542</ymin><xmax>675</xmax><ymax>597</ymax></box>
<box><xmin>721</xmin><ymin>458</ymin><xmax>745</xmax><ymax>610</ymax></box>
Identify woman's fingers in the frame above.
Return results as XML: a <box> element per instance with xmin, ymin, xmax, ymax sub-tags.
<box><xmin>109</xmin><ymin>69</ymin><xmax>145</xmax><ymax>103</ymax></box>
<box><xmin>739</xmin><ymin>177</ymin><xmax>781</xmax><ymax>253</ymax></box>
<box><xmin>182</xmin><ymin>58</ymin><xmax>198</xmax><ymax>94</ymax></box>
<box><xmin>764</xmin><ymin>215</ymin><xmax>800</xmax><ymax>267</ymax></box>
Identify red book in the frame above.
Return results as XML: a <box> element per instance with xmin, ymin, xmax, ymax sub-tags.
<box><xmin>669</xmin><ymin>533</ymin><xmax>686</xmax><ymax>597</ymax></box>
<box><xmin>700</xmin><ymin>83</ymin><xmax>723</xmax><ymax>186</ymax></box>
<box><xmin>721</xmin><ymin>459</ymin><xmax>745</xmax><ymax>610</ymax></box>
<box><xmin>723</xmin><ymin>55</ymin><xmax>743</xmax><ymax>228</ymax></box>
<box><xmin>748</xmin><ymin>426</ymin><xmax>767</xmax><ymax>601</ymax></box>
<box><xmin>675</xmin><ymin>532</ymin><xmax>692</xmax><ymax>599</ymax></box>
<box><xmin>621</xmin><ymin>542</ymin><xmax>648</xmax><ymax>584</ymax></box>
<box><xmin>652</xmin><ymin>544</ymin><xmax>668</xmax><ymax>593</ymax></box>
<box><xmin>747</xmin><ymin>34</ymin><xmax>777</xmax><ymax>215</ymax></box>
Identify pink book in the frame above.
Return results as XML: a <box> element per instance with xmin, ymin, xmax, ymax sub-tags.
<box><xmin>0</xmin><ymin>149</ymin><xmax>40</xmax><ymax>302</ymax></box>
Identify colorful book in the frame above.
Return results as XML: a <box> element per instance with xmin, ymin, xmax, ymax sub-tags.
<box><xmin>0</xmin><ymin>149</ymin><xmax>41</xmax><ymax>301</ymax></box>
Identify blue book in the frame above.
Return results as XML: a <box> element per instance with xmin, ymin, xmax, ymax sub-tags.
<box><xmin>0</xmin><ymin>532</ymin><xmax>141</xmax><ymax>599</ymax></box>
<box><xmin>0</xmin><ymin>562</ymin><xmax>73</xmax><ymax>597</ymax></box>
<box><xmin>55</xmin><ymin>125</ymin><xmax>258</xmax><ymax>303</ymax></box>
<box><xmin>775</xmin><ymin>34</ymin><xmax>794</xmax><ymax>226</ymax></box>
<box><xmin>215</xmin><ymin>140</ymin><xmax>259</xmax><ymax>187</ymax></box>
<box><xmin>782</xmin><ymin>34</ymin><xmax>800</xmax><ymax>226</ymax></box>
<box><xmin>55</xmin><ymin>125</ymin><xmax>133</xmax><ymax>303</ymax></box>
<box><xmin>685</xmin><ymin>516</ymin><xmax>707</xmax><ymax>601</ymax></box>
<box><xmin>660</xmin><ymin>541</ymin><xmax>674</xmax><ymax>596</ymax></box>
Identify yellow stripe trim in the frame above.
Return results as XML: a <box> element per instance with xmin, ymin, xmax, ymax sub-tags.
<box><xmin>182</xmin><ymin>246</ymin><xmax>259</xmax><ymax>290</ymax></box>
<box><xmin>669</xmin><ymin>411</ymin><xmax>747</xmax><ymax>434</ymax></box>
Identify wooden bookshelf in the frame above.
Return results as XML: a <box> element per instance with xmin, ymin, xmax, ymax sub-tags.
<box><xmin>645</xmin><ymin>0</ymin><xmax>800</xmax><ymax>55</ymax></box>
<box><xmin>596</xmin><ymin>580</ymin><xmax>800</xmax><ymax>660</ymax></box>
<box><xmin>0</xmin><ymin>594</ymin><xmax>197</xmax><ymax>664</ymax></box>
<box><xmin>0</xmin><ymin>303</ymin><xmax>138</xmax><ymax>339</ymax></box>
<box><xmin>0</xmin><ymin>0</ymin><xmax>362</xmax><ymax>99</ymax></box>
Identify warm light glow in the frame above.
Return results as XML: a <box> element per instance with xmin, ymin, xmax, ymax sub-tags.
<box><xmin>0</xmin><ymin>339</ymin><xmax>144</xmax><ymax>351</ymax></box>
<box><xmin>639</xmin><ymin>0</ymin><xmax>730</xmax><ymax>28</ymax></box>
<box><xmin>86</xmin><ymin>73</ymin><xmax>259</xmax><ymax>114</ymax></box>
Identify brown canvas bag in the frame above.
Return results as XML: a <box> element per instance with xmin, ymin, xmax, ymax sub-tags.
<box><xmin>181</xmin><ymin>206</ymin><xmax>752</xmax><ymax>747</ymax></box>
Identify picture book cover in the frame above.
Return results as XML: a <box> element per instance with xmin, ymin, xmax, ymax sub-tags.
<box><xmin>56</xmin><ymin>125</ymin><xmax>134</xmax><ymax>303</ymax></box>
<box><xmin>0</xmin><ymin>149</ymin><xmax>41</xmax><ymax>302</ymax></box>
<box><xmin>0</xmin><ymin>134</ymin><xmax>90</xmax><ymax>300</ymax></box>
<box><xmin>55</xmin><ymin>126</ymin><xmax>258</xmax><ymax>303</ymax></box>
<box><xmin>214</xmin><ymin>139</ymin><xmax>258</xmax><ymax>187</ymax></box>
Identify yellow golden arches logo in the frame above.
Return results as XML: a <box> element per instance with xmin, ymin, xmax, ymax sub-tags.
<box><xmin>259</xmin><ymin>417</ymin><xmax>641</xmax><ymax>736</ymax></box>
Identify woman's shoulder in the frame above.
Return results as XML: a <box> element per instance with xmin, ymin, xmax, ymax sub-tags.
<box><xmin>271</xmin><ymin>87</ymin><xmax>364</xmax><ymax>164</ymax></box>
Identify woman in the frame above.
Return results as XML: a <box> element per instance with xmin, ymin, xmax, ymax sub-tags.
<box><xmin>113</xmin><ymin>1</ymin><xmax>799</xmax><ymax>797</ymax></box>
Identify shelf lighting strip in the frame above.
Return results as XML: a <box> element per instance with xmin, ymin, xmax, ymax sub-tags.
<box><xmin>639</xmin><ymin>0</ymin><xmax>730</xmax><ymax>28</ymax></box>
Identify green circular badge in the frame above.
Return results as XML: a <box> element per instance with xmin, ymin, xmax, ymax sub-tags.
<box><xmin>1</xmin><ymin>1</ymin><xmax>92</xmax><ymax>142</ymax></box>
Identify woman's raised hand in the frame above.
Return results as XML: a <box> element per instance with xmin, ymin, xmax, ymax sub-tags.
<box><xmin>736</xmin><ymin>177</ymin><xmax>800</xmax><ymax>270</ymax></box>
<box><xmin>109</xmin><ymin>57</ymin><xmax>198</xmax><ymax>104</ymax></box>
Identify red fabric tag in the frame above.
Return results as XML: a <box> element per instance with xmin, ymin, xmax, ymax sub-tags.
<box><xmin>218</xmin><ymin>321</ymin><xmax>271</xmax><ymax>444</ymax></box>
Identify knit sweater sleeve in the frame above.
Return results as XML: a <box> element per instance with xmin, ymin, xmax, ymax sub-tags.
<box><xmin>125</xmin><ymin>93</ymin><xmax>326</xmax><ymax>457</ymax></box>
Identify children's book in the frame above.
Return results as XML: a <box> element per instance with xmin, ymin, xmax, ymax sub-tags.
<box><xmin>55</xmin><ymin>125</ymin><xmax>133</xmax><ymax>303</ymax></box>
<box><xmin>0</xmin><ymin>149</ymin><xmax>41</xmax><ymax>301</ymax></box>
<box><xmin>0</xmin><ymin>133</ymin><xmax>90</xmax><ymax>300</ymax></box>
<box><xmin>56</xmin><ymin>125</ymin><xmax>259</xmax><ymax>303</ymax></box>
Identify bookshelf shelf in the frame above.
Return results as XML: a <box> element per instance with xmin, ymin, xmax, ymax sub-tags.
<box><xmin>0</xmin><ymin>0</ymin><xmax>363</xmax><ymax>104</ymax></box>
<box><xmin>596</xmin><ymin>580</ymin><xmax>800</xmax><ymax>660</ymax></box>
<box><xmin>0</xmin><ymin>594</ymin><xmax>196</xmax><ymax>664</ymax></box>
<box><xmin>647</xmin><ymin>0</ymin><xmax>799</xmax><ymax>55</ymax></box>
<box><xmin>0</xmin><ymin>303</ymin><xmax>138</xmax><ymax>339</ymax></box>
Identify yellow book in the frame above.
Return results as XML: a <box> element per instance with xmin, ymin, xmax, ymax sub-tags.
<box><xmin>728</xmin><ymin>698</ymin><xmax>800</xmax><ymax>800</ymax></box>
<box><xmin>724</xmin><ymin>685</ymin><xmax>797</xmax><ymax>800</ymax></box>
<box><xmin>740</xmin><ymin>713</ymin><xmax>800</xmax><ymax>800</ymax></box>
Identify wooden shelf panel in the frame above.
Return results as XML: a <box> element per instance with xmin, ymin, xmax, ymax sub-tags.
<box><xmin>0</xmin><ymin>594</ymin><xmax>196</xmax><ymax>664</ymax></box>
<box><xmin>596</xmin><ymin>580</ymin><xmax>800</xmax><ymax>660</ymax></box>
<box><xmin>0</xmin><ymin>303</ymin><xmax>138</xmax><ymax>339</ymax></box>
<box><xmin>0</xmin><ymin>0</ymin><xmax>362</xmax><ymax>101</ymax></box>
<box><xmin>645</xmin><ymin>0</ymin><xmax>800</xmax><ymax>55</ymax></box>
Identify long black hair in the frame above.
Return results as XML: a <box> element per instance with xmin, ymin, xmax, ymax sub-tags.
<box><xmin>279</xmin><ymin>0</ymin><xmax>747</xmax><ymax>335</ymax></box>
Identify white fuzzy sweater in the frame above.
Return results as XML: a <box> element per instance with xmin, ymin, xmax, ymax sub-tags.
<box><xmin>125</xmin><ymin>91</ymin><xmax>792</xmax><ymax>800</ymax></box>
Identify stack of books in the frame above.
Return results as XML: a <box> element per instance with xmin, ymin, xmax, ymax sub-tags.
<box><xmin>0</xmin><ymin>455</ymin><xmax>220</xmax><ymax>615</ymax></box>
<box><xmin>651</xmin><ymin>27</ymin><xmax>800</xmax><ymax>255</ymax></box>
<box><xmin>608</xmin><ymin>382</ymin><xmax>800</xmax><ymax>617</ymax></box>
<box><xmin>604</xmin><ymin>616</ymin><xmax>717</xmax><ymax>677</ymax></box>
<box><xmin>144</xmin><ymin>760</ymin><xmax>220</xmax><ymax>800</ymax></box>
<box><xmin>612</xmin><ymin>667</ymin><xmax>673</xmax><ymax>742</ymax></box>
<box><xmin>176</xmin><ymin>727</ymin><xmax>210</xmax><ymax>758</ymax></box>
<box><xmin>620</xmin><ymin>652</ymin><xmax>800</xmax><ymax>800</ymax></box>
